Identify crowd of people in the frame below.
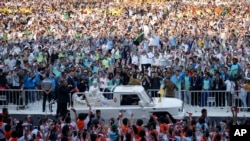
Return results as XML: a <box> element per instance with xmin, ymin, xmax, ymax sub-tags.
<box><xmin>0</xmin><ymin>0</ymin><xmax>249</xmax><ymax>108</ymax></box>
<box><xmin>0</xmin><ymin>0</ymin><xmax>250</xmax><ymax>140</ymax></box>
<box><xmin>0</xmin><ymin>106</ymin><xmax>249</xmax><ymax>141</ymax></box>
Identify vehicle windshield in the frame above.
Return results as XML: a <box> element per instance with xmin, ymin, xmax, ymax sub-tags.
<box><xmin>141</xmin><ymin>90</ymin><xmax>153</xmax><ymax>104</ymax></box>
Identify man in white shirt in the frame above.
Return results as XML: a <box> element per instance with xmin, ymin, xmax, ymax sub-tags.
<box><xmin>89</xmin><ymin>81</ymin><xmax>101</xmax><ymax>97</ymax></box>
<box><xmin>225</xmin><ymin>79</ymin><xmax>235</xmax><ymax>106</ymax></box>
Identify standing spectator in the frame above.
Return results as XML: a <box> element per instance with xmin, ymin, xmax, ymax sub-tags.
<box><xmin>183</xmin><ymin>70</ymin><xmax>191</xmax><ymax>105</ymax></box>
<box><xmin>190</xmin><ymin>71</ymin><xmax>202</xmax><ymax>106</ymax></box>
<box><xmin>121</xmin><ymin>68</ymin><xmax>130</xmax><ymax>85</ymax></box>
<box><xmin>49</xmin><ymin>73</ymin><xmax>57</xmax><ymax>101</ymax></box>
<box><xmin>57</xmin><ymin>79</ymin><xmax>70</xmax><ymax>118</ymax></box>
<box><xmin>91</xmin><ymin>110</ymin><xmax>105</xmax><ymax>124</ymax></box>
<box><xmin>0</xmin><ymin>114</ymin><xmax>6</xmax><ymax>141</ymax></box>
<box><xmin>41</xmin><ymin>73</ymin><xmax>53</xmax><ymax>112</ymax></box>
<box><xmin>2</xmin><ymin>108</ymin><xmax>11</xmax><ymax>125</ymax></box>
<box><xmin>99</xmin><ymin>73</ymin><xmax>107</xmax><ymax>92</ymax></box>
<box><xmin>212</xmin><ymin>71</ymin><xmax>225</xmax><ymax>106</ymax></box>
<box><xmin>77</xmin><ymin>76</ymin><xmax>89</xmax><ymax>92</ymax></box>
<box><xmin>163</xmin><ymin>78</ymin><xmax>176</xmax><ymax>97</ymax></box>
<box><xmin>0</xmin><ymin>69</ymin><xmax>8</xmax><ymax>105</ymax></box>
<box><xmin>150</xmin><ymin>72</ymin><xmax>161</xmax><ymax>97</ymax></box>
<box><xmin>23</xmin><ymin>72</ymin><xmax>36</xmax><ymax>107</ymax></box>
<box><xmin>171</xmin><ymin>70</ymin><xmax>182</xmax><ymax>100</ymax></box>
<box><xmin>200</xmin><ymin>109</ymin><xmax>211</xmax><ymax>126</ymax></box>
<box><xmin>225</xmin><ymin>78</ymin><xmax>235</xmax><ymax>106</ymax></box>
<box><xmin>67</xmin><ymin>69</ymin><xmax>76</xmax><ymax>107</ymax></box>
<box><xmin>11</xmin><ymin>67</ymin><xmax>22</xmax><ymax>105</ymax></box>
<box><xmin>201</xmin><ymin>73</ymin><xmax>212</xmax><ymax>107</ymax></box>
<box><xmin>141</xmin><ymin>70</ymin><xmax>151</xmax><ymax>91</ymax></box>
<box><xmin>128</xmin><ymin>73</ymin><xmax>141</xmax><ymax>85</ymax></box>
<box><xmin>140</xmin><ymin>51</ymin><xmax>148</xmax><ymax>72</ymax></box>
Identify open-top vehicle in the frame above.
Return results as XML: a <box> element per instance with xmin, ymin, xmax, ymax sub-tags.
<box><xmin>72</xmin><ymin>85</ymin><xmax>185</xmax><ymax>122</ymax></box>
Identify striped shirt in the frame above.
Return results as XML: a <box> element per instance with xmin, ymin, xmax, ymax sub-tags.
<box><xmin>41</xmin><ymin>78</ymin><xmax>52</xmax><ymax>91</ymax></box>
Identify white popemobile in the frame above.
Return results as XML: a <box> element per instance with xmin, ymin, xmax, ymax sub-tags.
<box><xmin>72</xmin><ymin>85</ymin><xmax>185</xmax><ymax>122</ymax></box>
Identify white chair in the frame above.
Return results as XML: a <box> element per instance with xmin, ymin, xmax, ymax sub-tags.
<box><xmin>207</xmin><ymin>97</ymin><xmax>216</xmax><ymax>107</ymax></box>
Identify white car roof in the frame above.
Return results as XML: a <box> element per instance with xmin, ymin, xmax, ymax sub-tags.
<box><xmin>113</xmin><ymin>85</ymin><xmax>145</xmax><ymax>93</ymax></box>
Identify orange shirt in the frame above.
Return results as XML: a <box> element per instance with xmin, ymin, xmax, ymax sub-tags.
<box><xmin>200</xmin><ymin>137</ymin><xmax>206</xmax><ymax>141</ymax></box>
<box><xmin>4</xmin><ymin>131</ymin><xmax>12</xmax><ymax>140</ymax></box>
<box><xmin>76</xmin><ymin>119</ymin><xmax>84</xmax><ymax>131</ymax></box>
<box><xmin>215</xmin><ymin>7</ymin><xmax>222</xmax><ymax>15</ymax></box>
<box><xmin>9</xmin><ymin>138</ymin><xmax>18</xmax><ymax>141</ymax></box>
<box><xmin>191</xmin><ymin>6</ymin><xmax>196</xmax><ymax>14</ymax></box>
<box><xmin>121</xmin><ymin>125</ymin><xmax>128</xmax><ymax>134</ymax></box>
<box><xmin>159</xmin><ymin>123</ymin><xmax>169</xmax><ymax>134</ymax></box>
<box><xmin>148</xmin><ymin>129</ymin><xmax>158</xmax><ymax>137</ymax></box>
<box><xmin>181</xmin><ymin>128</ymin><xmax>186</xmax><ymax>137</ymax></box>
<box><xmin>135</xmin><ymin>126</ymin><xmax>143</xmax><ymax>139</ymax></box>
<box><xmin>96</xmin><ymin>137</ymin><xmax>107</xmax><ymax>141</ymax></box>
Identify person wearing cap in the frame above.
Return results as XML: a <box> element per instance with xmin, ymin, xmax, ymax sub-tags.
<box><xmin>108</xmin><ymin>124</ymin><xmax>119</xmax><ymax>141</ymax></box>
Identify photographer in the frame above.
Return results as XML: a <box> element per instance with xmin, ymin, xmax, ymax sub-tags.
<box><xmin>150</xmin><ymin>72</ymin><xmax>161</xmax><ymax>97</ymax></box>
<box><xmin>141</xmin><ymin>70</ymin><xmax>151</xmax><ymax>91</ymax></box>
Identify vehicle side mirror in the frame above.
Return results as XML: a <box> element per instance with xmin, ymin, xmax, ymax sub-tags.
<box><xmin>139</xmin><ymin>100</ymin><xmax>144</xmax><ymax>107</ymax></box>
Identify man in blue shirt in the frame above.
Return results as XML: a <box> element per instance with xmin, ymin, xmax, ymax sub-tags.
<box><xmin>23</xmin><ymin>72</ymin><xmax>36</xmax><ymax>107</ymax></box>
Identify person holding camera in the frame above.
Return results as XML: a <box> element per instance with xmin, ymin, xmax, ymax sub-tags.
<box><xmin>141</xmin><ymin>70</ymin><xmax>151</xmax><ymax>91</ymax></box>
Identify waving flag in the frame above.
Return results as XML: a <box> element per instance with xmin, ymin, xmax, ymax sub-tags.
<box><xmin>133</xmin><ymin>32</ymin><xmax>144</xmax><ymax>46</ymax></box>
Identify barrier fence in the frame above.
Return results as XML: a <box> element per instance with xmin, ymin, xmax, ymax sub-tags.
<box><xmin>147</xmin><ymin>89</ymin><xmax>250</xmax><ymax>110</ymax></box>
<box><xmin>0</xmin><ymin>89</ymin><xmax>249</xmax><ymax>112</ymax></box>
<box><xmin>0</xmin><ymin>89</ymin><xmax>44</xmax><ymax>108</ymax></box>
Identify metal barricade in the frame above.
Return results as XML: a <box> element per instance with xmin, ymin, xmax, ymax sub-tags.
<box><xmin>0</xmin><ymin>89</ymin><xmax>45</xmax><ymax>109</ymax></box>
<box><xmin>146</xmin><ymin>89</ymin><xmax>250</xmax><ymax>111</ymax></box>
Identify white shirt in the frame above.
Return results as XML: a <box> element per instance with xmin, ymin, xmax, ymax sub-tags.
<box><xmin>140</xmin><ymin>54</ymin><xmax>148</xmax><ymax>64</ymax></box>
<box><xmin>143</xmin><ymin>25</ymin><xmax>150</xmax><ymax>37</ymax></box>
<box><xmin>132</xmin><ymin>55</ymin><xmax>139</xmax><ymax>65</ymax></box>
<box><xmin>99</xmin><ymin>77</ymin><xmax>107</xmax><ymax>89</ymax></box>
<box><xmin>28</xmin><ymin>53</ymin><xmax>35</xmax><ymax>65</ymax></box>
<box><xmin>8</xmin><ymin>59</ymin><xmax>16</xmax><ymax>71</ymax></box>
<box><xmin>147</xmin><ymin>52</ymin><xmax>154</xmax><ymax>64</ymax></box>
<box><xmin>89</xmin><ymin>85</ymin><xmax>100</xmax><ymax>96</ymax></box>
<box><xmin>153</xmin><ymin>56</ymin><xmax>160</xmax><ymax>66</ymax></box>
<box><xmin>225</xmin><ymin>80</ymin><xmax>235</xmax><ymax>93</ymax></box>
